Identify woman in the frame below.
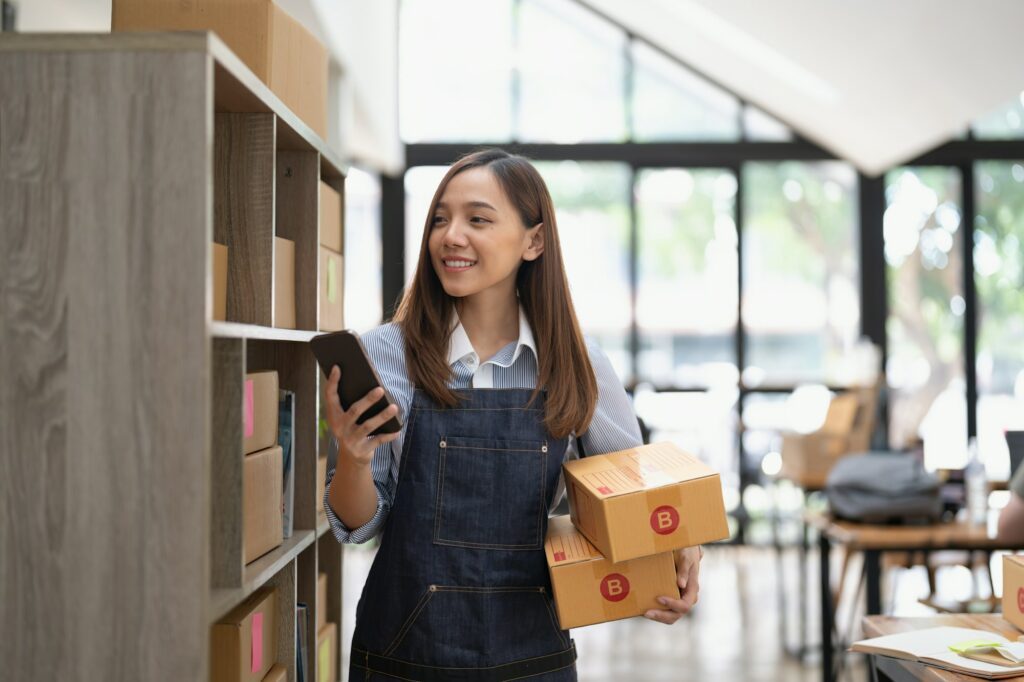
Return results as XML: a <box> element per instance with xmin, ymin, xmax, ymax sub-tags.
<box><xmin>324</xmin><ymin>149</ymin><xmax>703</xmax><ymax>681</ymax></box>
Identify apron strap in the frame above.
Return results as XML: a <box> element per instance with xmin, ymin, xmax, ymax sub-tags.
<box><xmin>353</xmin><ymin>642</ymin><xmax>577</xmax><ymax>681</ymax></box>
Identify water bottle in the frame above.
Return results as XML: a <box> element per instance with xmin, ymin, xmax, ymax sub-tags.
<box><xmin>964</xmin><ymin>437</ymin><xmax>989</xmax><ymax>526</ymax></box>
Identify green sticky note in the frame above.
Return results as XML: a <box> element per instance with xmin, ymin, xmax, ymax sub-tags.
<box><xmin>949</xmin><ymin>639</ymin><xmax>1005</xmax><ymax>654</ymax></box>
<box><xmin>327</xmin><ymin>258</ymin><xmax>337</xmax><ymax>304</ymax></box>
<box><xmin>318</xmin><ymin>638</ymin><xmax>331</xmax><ymax>682</ymax></box>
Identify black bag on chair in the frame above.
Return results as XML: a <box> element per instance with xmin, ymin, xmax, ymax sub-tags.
<box><xmin>825</xmin><ymin>452</ymin><xmax>943</xmax><ymax>524</ymax></box>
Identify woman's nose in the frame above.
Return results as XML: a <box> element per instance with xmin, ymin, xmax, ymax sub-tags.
<box><xmin>442</xmin><ymin>220</ymin><xmax>469</xmax><ymax>246</ymax></box>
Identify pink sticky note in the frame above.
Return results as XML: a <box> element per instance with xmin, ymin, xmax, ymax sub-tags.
<box><xmin>251</xmin><ymin>612</ymin><xmax>264</xmax><ymax>673</ymax></box>
<box><xmin>244</xmin><ymin>379</ymin><xmax>255</xmax><ymax>439</ymax></box>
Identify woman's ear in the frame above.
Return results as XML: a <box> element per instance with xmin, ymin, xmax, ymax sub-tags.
<box><xmin>523</xmin><ymin>222</ymin><xmax>545</xmax><ymax>261</ymax></box>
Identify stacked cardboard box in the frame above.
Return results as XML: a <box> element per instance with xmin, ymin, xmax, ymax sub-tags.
<box><xmin>319</xmin><ymin>182</ymin><xmax>344</xmax><ymax>331</ymax></box>
<box><xmin>211</xmin><ymin>587</ymin><xmax>277</xmax><ymax>682</ymax></box>
<box><xmin>546</xmin><ymin>442</ymin><xmax>729</xmax><ymax>629</ymax></box>
<box><xmin>244</xmin><ymin>371</ymin><xmax>284</xmax><ymax>564</ymax></box>
<box><xmin>780</xmin><ymin>385</ymin><xmax>879</xmax><ymax>488</ymax></box>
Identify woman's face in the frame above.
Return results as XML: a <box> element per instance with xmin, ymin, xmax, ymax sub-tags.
<box><xmin>427</xmin><ymin>166</ymin><xmax>543</xmax><ymax>301</ymax></box>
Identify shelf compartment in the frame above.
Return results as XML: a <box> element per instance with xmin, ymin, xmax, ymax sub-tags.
<box><xmin>276</xmin><ymin>149</ymin><xmax>320</xmax><ymax>331</ymax></box>
<box><xmin>215</xmin><ymin>111</ymin><xmax>276</xmax><ymax>326</ymax></box>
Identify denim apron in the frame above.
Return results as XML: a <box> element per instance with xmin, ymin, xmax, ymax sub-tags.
<box><xmin>349</xmin><ymin>387</ymin><xmax>577</xmax><ymax>681</ymax></box>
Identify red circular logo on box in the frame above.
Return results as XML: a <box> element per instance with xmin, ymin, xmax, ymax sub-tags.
<box><xmin>650</xmin><ymin>505</ymin><xmax>680</xmax><ymax>535</ymax></box>
<box><xmin>600</xmin><ymin>573</ymin><xmax>630</xmax><ymax>602</ymax></box>
<box><xmin>1018</xmin><ymin>587</ymin><xmax>1024</xmax><ymax>613</ymax></box>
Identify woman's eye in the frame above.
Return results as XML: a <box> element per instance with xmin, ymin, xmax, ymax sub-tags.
<box><xmin>431</xmin><ymin>215</ymin><xmax>446</xmax><ymax>226</ymax></box>
<box><xmin>470</xmin><ymin>216</ymin><xmax>490</xmax><ymax>224</ymax></box>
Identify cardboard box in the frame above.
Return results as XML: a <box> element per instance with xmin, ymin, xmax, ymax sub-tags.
<box><xmin>274</xmin><ymin>236</ymin><xmax>296</xmax><ymax>329</ymax></box>
<box><xmin>316</xmin><ymin>621</ymin><xmax>337</xmax><ymax>682</ymax></box>
<box><xmin>780</xmin><ymin>388</ymin><xmax>877</xmax><ymax>489</ymax></box>
<box><xmin>1004</xmin><ymin>554</ymin><xmax>1024</xmax><ymax>632</ymax></box>
<box><xmin>564</xmin><ymin>442</ymin><xmax>729</xmax><ymax>564</ymax></box>
<box><xmin>316</xmin><ymin>572</ymin><xmax>329</xmax><ymax>631</ymax></box>
<box><xmin>318</xmin><ymin>247</ymin><xmax>343</xmax><ymax>331</ymax></box>
<box><xmin>262</xmin><ymin>664</ymin><xmax>286</xmax><ymax>682</ymax></box>
<box><xmin>211</xmin><ymin>586</ymin><xmax>277</xmax><ymax>682</ymax></box>
<box><xmin>112</xmin><ymin>0</ymin><xmax>328</xmax><ymax>137</ymax></box>
<box><xmin>244</xmin><ymin>445</ymin><xmax>284</xmax><ymax>564</ymax></box>
<box><xmin>244</xmin><ymin>371</ymin><xmax>279</xmax><ymax>455</ymax></box>
<box><xmin>319</xmin><ymin>181</ymin><xmax>343</xmax><ymax>252</ymax></box>
<box><xmin>545</xmin><ymin>515</ymin><xmax>678</xmax><ymax>629</ymax></box>
<box><xmin>316</xmin><ymin>455</ymin><xmax>327</xmax><ymax>515</ymax></box>
<box><xmin>213</xmin><ymin>242</ymin><xmax>228</xmax><ymax>321</ymax></box>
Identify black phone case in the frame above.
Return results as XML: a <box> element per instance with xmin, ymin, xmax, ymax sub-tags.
<box><xmin>310</xmin><ymin>330</ymin><xmax>402</xmax><ymax>436</ymax></box>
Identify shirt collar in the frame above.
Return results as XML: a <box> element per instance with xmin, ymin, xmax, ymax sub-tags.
<box><xmin>447</xmin><ymin>305</ymin><xmax>537</xmax><ymax>368</ymax></box>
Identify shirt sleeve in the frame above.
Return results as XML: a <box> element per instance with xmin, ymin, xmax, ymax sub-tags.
<box><xmin>323</xmin><ymin>323</ymin><xmax>412</xmax><ymax>544</ymax></box>
<box><xmin>1011</xmin><ymin>462</ymin><xmax>1024</xmax><ymax>499</ymax></box>
<box><xmin>579</xmin><ymin>337</ymin><xmax>643</xmax><ymax>456</ymax></box>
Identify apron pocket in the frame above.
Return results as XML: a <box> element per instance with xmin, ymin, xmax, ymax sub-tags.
<box><xmin>385</xmin><ymin>585</ymin><xmax>569</xmax><ymax>667</ymax></box>
<box><xmin>434</xmin><ymin>435</ymin><xmax>547</xmax><ymax>550</ymax></box>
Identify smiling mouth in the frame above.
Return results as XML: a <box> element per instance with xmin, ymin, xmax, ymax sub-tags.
<box><xmin>442</xmin><ymin>259</ymin><xmax>477</xmax><ymax>270</ymax></box>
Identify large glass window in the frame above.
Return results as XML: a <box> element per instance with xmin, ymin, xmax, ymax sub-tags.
<box><xmin>343</xmin><ymin>168</ymin><xmax>383</xmax><ymax>332</ymax></box>
<box><xmin>742</xmin><ymin>162</ymin><xmax>860</xmax><ymax>386</ymax></box>
<box><xmin>631</xmin><ymin>41</ymin><xmax>739</xmax><ymax>142</ymax></box>
<box><xmin>635</xmin><ymin>168</ymin><xmax>738</xmax><ymax>388</ymax></box>
<box><xmin>518</xmin><ymin>0</ymin><xmax>627</xmax><ymax>142</ymax></box>
<box><xmin>534</xmin><ymin>161</ymin><xmax>633</xmax><ymax>379</ymax></box>
<box><xmin>885</xmin><ymin>167</ymin><xmax>966</xmax><ymax>468</ymax></box>
<box><xmin>975</xmin><ymin>161</ymin><xmax>1024</xmax><ymax>478</ymax></box>
<box><xmin>399</xmin><ymin>0</ymin><xmax>514</xmax><ymax>143</ymax></box>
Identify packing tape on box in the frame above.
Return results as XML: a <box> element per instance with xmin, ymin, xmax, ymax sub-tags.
<box><xmin>645</xmin><ymin>485</ymin><xmax>692</xmax><ymax>551</ymax></box>
<box><xmin>591</xmin><ymin>562</ymin><xmax>639</xmax><ymax>618</ymax></box>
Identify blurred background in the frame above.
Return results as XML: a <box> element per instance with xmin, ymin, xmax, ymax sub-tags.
<box><xmin>9</xmin><ymin>1</ymin><xmax>1024</xmax><ymax>679</ymax></box>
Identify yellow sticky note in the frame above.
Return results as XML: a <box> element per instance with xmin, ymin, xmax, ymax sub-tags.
<box><xmin>327</xmin><ymin>258</ymin><xmax>337</xmax><ymax>304</ymax></box>
<box><xmin>318</xmin><ymin>638</ymin><xmax>331</xmax><ymax>682</ymax></box>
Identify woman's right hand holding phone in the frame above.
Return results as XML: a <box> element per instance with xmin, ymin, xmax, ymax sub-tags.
<box><xmin>323</xmin><ymin>365</ymin><xmax>401</xmax><ymax>467</ymax></box>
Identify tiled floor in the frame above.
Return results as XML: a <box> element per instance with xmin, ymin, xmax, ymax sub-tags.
<box><xmin>337</xmin><ymin>540</ymin><xmax>999</xmax><ymax>681</ymax></box>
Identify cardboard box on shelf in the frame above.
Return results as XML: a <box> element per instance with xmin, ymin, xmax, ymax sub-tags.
<box><xmin>316</xmin><ymin>621</ymin><xmax>337</xmax><ymax>682</ymax></box>
<box><xmin>112</xmin><ymin>0</ymin><xmax>328</xmax><ymax>137</ymax></box>
<box><xmin>564</xmin><ymin>442</ymin><xmax>729</xmax><ymax>564</ymax></box>
<box><xmin>316</xmin><ymin>572</ymin><xmax>328</xmax><ymax>632</ymax></box>
<box><xmin>1003</xmin><ymin>554</ymin><xmax>1024</xmax><ymax>632</ymax></box>
<box><xmin>273</xmin><ymin>236</ymin><xmax>296</xmax><ymax>329</ymax></box>
<box><xmin>545</xmin><ymin>515</ymin><xmax>677</xmax><ymax>630</ymax></box>
<box><xmin>780</xmin><ymin>387</ymin><xmax>879</xmax><ymax>489</ymax></box>
<box><xmin>211</xmin><ymin>586</ymin><xmax>277</xmax><ymax>682</ymax></box>
<box><xmin>319</xmin><ymin>181</ymin><xmax>342</xmax><ymax>252</ymax></box>
<box><xmin>261</xmin><ymin>664</ymin><xmax>286</xmax><ymax>682</ymax></box>
<box><xmin>212</xmin><ymin>242</ymin><xmax>228</xmax><ymax>322</ymax></box>
<box><xmin>243</xmin><ymin>371</ymin><xmax>279</xmax><ymax>455</ymax></box>
<box><xmin>316</xmin><ymin>455</ymin><xmax>327</xmax><ymax>515</ymax></box>
<box><xmin>318</xmin><ymin>247</ymin><xmax>343</xmax><ymax>331</ymax></box>
<box><xmin>244</xmin><ymin>445</ymin><xmax>284</xmax><ymax>564</ymax></box>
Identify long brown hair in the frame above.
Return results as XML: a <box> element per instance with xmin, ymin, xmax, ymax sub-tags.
<box><xmin>394</xmin><ymin>149</ymin><xmax>597</xmax><ymax>439</ymax></box>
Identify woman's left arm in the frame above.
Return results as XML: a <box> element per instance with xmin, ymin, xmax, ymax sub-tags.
<box><xmin>580</xmin><ymin>338</ymin><xmax>705</xmax><ymax>625</ymax></box>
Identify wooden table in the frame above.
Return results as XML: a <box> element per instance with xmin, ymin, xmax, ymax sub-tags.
<box><xmin>861</xmin><ymin>614</ymin><xmax>1024</xmax><ymax>681</ymax></box>
<box><xmin>813</xmin><ymin>515</ymin><xmax>1024</xmax><ymax>682</ymax></box>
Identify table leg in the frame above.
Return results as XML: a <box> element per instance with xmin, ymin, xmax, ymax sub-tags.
<box><xmin>865</xmin><ymin>549</ymin><xmax>882</xmax><ymax>615</ymax></box>
<box><xmin>799</xmin><ymin>516</ymin><xmax>809</xmax><ymax>656</ymax></box>
<box><xmin>820</xmin><ymin>531</ymin><xmax>833</xmax><ymax>682</ymax></box>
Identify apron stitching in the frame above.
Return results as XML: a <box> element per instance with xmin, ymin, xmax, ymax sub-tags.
<box><xmin>383</xmin><ymin>588</ymin><xmax>436</xmax><ymax>656</ymax></box>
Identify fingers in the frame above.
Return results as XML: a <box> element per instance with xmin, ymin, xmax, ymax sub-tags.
<box><xmin>647</xmin><ymin>560</ymin><xmax>700</xmax><ymax>625</ymax></box>
<box><xmin>369</xmin><ymin>430</ymin><xmax>402</xmax><ymax>449</ymax></box>
<box><xmin>323</xmin><ymin>366</ymin><xmax>345</xmax><ymax>423</ymax></box>
<box><xmin>357</xmin><ymin>403</ymin><xmax>399</xmax><ymax>437</ymax></box>
<box><xmin>643</xmin><ymin>608</ymin><xmax>683</xmax><ymax>625</ymax></box>
<box><xmin>348</xmin><ymin>387</ymin><xmax>386</xmax><ymax>424</ymax></box>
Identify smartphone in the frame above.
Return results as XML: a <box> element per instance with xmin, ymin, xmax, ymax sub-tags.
<box><xmin>310</xmin><ymin>330</ymin><xmax>402</xmax><ymax>436</ymax></box>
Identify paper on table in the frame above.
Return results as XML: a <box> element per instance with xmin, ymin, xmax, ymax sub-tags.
<box><xmin>962</xmin><ymin>642</ymin><xmax>1024</xmax><ymax>665</ymax></box>
<box><xmin>850</xmin><ymin>627</ymin><xmax>1024</xmax><ymax>678</ymax></box>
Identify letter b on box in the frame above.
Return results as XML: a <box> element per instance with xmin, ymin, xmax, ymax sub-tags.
<box><xmin>600</xmin><ymin>573</ymin><xmax>630</xmax><ymax>602</ymax></box>
<box><xmin>650</xmin><ymin>505</ymin><xmax>680</xmax><ymax>535</ymax></box>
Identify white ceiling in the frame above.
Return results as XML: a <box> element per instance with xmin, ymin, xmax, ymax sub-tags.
<box><xmin>583</xmin><ymin>0</ymin><xmax>1024</xmax><ymax>176</ymax></box>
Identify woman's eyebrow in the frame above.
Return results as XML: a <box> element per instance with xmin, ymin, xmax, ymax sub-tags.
<box><xmin>434</xmin><ymin>200</ymin><xmax>497</xmax><ymax>211</ymax></box>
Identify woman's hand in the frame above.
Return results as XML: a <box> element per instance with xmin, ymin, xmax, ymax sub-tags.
<box><xmin>323</xmin><ymin>365</ymin><xmax>401</xmax><ymax>468</ymax></box>
<box><xmin>644</xmin><ymin>545</ymin><xmax>704</xmax><ymax>625</ymax></box>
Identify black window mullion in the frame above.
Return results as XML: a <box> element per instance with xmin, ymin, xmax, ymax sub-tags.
<box><xmin>734</xmin><ymin>162</ymin><xmax>747</xmax><ymax>543</ymax></box>
<box><xmin>962</xmin><ymin>162</ymin><xmax>978</xmax><ymax>440</ymax></box>
<box><xmin>628</xmin><ymin>163</ymin><xmax>639</xmax><ymax>384</ymax></box>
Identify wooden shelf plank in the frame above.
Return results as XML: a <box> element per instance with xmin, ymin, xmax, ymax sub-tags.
<box><xmin>317</xmin><ymin>513</ymin><xmax>330</xmax><ymax>538</ymax></box>
<box><xmin>209</xmin><ymin>530</ymin><xmax>315</xmax><ymax>623</ymax></box>
<box><xmin>210</xmin><ymin>320</ymin><xmax>321</xmax><ymax>342</ymax></box>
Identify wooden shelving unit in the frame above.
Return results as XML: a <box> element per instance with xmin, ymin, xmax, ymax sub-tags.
<box><xmin>1</xmin><ymin>32</ymin><xmax>347</xmax><ymax>682</ymax></box>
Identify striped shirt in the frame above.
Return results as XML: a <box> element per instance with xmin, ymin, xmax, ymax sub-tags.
<box><xmin>324</xmin><ymin>306</ymin><xmax>643</xmax><ymax>544</ymax></box>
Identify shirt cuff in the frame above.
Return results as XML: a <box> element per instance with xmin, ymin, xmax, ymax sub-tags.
<box><xmin>323</xmin><ymin>468</ymin><xmax>388</xmax><ymax>544</ymax></box>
